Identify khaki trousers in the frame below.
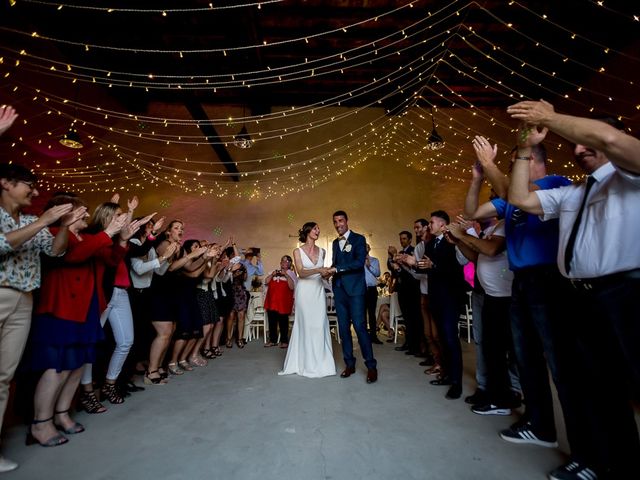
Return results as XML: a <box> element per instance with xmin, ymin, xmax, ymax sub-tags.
<box><xmin>0</xmin><ymin>288</ymin><xmax>33</xmax><ymax>435</ymax></box>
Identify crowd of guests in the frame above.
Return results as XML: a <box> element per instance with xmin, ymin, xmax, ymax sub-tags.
<box><xmin>384</xmin><ymin>100</ymin><xmax>639</xmax><ymax>480</ymax></box>
<box><xmin>1</xmin><ymin>100</ymin><xmax>639</xmax><ymax>479</ymax></box>
<box><xmin>0</xmin><ymin>104</ymin><xmax>272</xmax><ymax>471</ymax></box>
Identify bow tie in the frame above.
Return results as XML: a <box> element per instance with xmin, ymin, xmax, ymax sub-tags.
<box><xmin>337</xmin><ymin>236</ymin><xmax>346</xmax><ymax>241</ymax></box>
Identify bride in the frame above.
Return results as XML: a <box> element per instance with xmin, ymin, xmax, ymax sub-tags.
<box><xmin>279</xmin><ymin>222</ymin><xmax>336</xmax><ymax>378</ymax></box>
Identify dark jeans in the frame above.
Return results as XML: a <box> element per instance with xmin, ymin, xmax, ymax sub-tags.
<box><xmin>365</xmin><ymin>286</ymin><xmax>378</xmax><ymax>337</ymax></box>
<box><xmin>333</xmin><ymin>286</ymin><xmax>376</xmax><ymax>370</ymax></box>
<box><xmin>429</xmin><ymin>283</ymin><xmax>463</xmax><ymax>385</ymax></box>
<box><xmin>267</xmin><ymin>310</ymin><xmax>289</xmax><ymax>344</ymax></box>
<box><xmin>481</xmin><ymin>295</ymin><xmax>513</xmax><ymax>405</ymax></box>
<box><xmin>558</xmin><ymin>273</ymin><xmax>640</xmax><ymax>475</ymax></box>
<box><xmin>510</xmin><ymin>266</ymin><xmax>580</xmax><ymax>443</ymax></box>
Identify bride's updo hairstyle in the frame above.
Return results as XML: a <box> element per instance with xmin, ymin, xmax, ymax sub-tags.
<box><xmin>298</xmin><ymin>222</ymin><xmax>317</xmax><ymax>242</ymax></box>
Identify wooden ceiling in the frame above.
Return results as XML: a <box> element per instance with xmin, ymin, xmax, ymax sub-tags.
<box><xmin>0</xmin><ymin>0</ymin><xmax>638</xmax><ymax>196</ymax></box>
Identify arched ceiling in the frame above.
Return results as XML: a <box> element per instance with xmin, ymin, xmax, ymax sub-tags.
<box><xmin>0</xmin><ymin>0</ymin><xmax>638</xmax><ymax>198</ymax></box>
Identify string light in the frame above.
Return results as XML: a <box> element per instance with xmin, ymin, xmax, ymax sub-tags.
<box><xmin>0</xmin><ymin>0</ymin><xmax>636</xmax><ymax>196</ymax></box>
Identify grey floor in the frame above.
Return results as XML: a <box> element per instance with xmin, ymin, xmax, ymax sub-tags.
<box><xmin>2</xmin><ymin>336</ymin><xmax>569</xmax><ymax>480</ymax></box>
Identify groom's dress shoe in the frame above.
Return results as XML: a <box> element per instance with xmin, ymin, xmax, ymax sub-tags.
<box><xmin>371</xmin><ymin>337</ymin><xmax>383</xmax><ymax>345</ymax></box>
<box><xmin>366</xmin><ymin>368</ymin><xmax>378</xmax><ymax>384</ymax></box>
<box><xmin>340</xmin><ymin>367</ymin><xmax>356</xmax><ymax>378</ymax></box>
<box><xmin>394</xmin><ymin>344</ymin><xmax>409</xmax><ymax>352</ymax></box>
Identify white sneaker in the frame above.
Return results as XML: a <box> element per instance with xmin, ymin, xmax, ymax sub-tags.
<box><xmin>0</xmin><ymin>456</ymin><xmax>18</xmax><ymax>473</ymax></box>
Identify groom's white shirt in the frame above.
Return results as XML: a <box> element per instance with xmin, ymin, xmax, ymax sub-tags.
<box><xmin>339</xmin><ymin>230</ymin><xmax>351</xmax><ymax>251</ymax></box>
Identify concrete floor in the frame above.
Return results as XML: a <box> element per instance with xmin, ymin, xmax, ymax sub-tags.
<box><xmin>2</xmin><ymin>336</ymin><xmax>569</xmax><ymax>480</ymax></box>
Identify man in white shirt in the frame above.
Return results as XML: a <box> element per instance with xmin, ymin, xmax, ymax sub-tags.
<box><xmin>507</xmin><ymin>100</ymin><xmax>640</xmax><ymax>480</ymax></box>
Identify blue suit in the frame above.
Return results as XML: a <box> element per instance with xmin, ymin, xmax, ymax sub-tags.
<box><xmin>331</xmin><ymin>231</ymin><xmax>377</xmax><ymax>370</ymax></box>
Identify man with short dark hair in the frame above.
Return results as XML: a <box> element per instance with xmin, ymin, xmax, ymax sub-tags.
<box><xmin>414</xmin><ymin>210</ymin><xmax>468</xmax><ymax>399</ymax></box>
<box><xmin>328</xmin><ymin>210</ymin><xmax>377</xmax><ymax>383</ymax></box>
<box><xmin>388</xmin><ymin>230</ymin><xmax>421</xmax><ymax>355</ymax></box>
<box><xmin>465</xmin><ymin>136</ymin><xmax>571</xmax><ymax>448</ymax></box>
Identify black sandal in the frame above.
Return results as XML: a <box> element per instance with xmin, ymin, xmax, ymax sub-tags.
<box><xmin>202</xmin><ymin>349</ymin><xmax>216</xmax><ymax>359</ymax></box>
<box><xmin>143</xmin><ymin>370</ymin><xmax>168</xmax><ymax>385</ymax></box>
<box><xmin>236</xmin><ymin>339</ymin><xmax>245</xmax><ymax>349</ymax></box>
<box><xmin>53</xmin><ymin>409</ymin><xmax>85</xmax><ymax>434</ymax></box>
<box><xmin>77</xmin><ymin>390</ymin><xmax>107</xmax><ymax>414</ymax></box>
<box><xmin>26</xmin><ymin>417</ymin><xmax>69</xmax><ymax>447</ymax></box>
<box><xmin>213</xmin><ymin>346</ymin><xmax>223</xmax><ymax>356</ymax></box>
<box><xmin>101</xmin><ymin>382</ymin><xmax>125</xmax><ymax>404</ymax></box>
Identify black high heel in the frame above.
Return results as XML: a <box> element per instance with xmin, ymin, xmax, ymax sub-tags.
<box><xmin>77</xmin><ymin>390</ymin><xmax>107</xmax><ymax>414</ymax></box>
<box><xmin>26</xmin><ymin>417</ymin><xmax>69</xmax><ymax>447</ymax></box>
<box><xmin>101</xmin><ymin>382</ymin><xmax>125</xmax><ymax>404</ymax></box>
<box><xmin>53</xmin><ymin>410</ymin><xmax>85</xmax><ymax>434</ymax></box>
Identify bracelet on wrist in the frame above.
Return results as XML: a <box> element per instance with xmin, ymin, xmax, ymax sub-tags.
<box><xmin>515</xmin><ymin>156</ymin><xmax>531</xmax><ymax>161</ymax></box>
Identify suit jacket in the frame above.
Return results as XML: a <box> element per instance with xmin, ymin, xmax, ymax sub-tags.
<box><xmin>331</xmin><ymin>231</ymin><xmax>367</xmax><ymax>296</ymax></box>
<box><xmin>36</xmin><ymin>230</ymin><xmax>127</xmax><ymax>322</ymax></box>
<box><xmin>388</xmin><ymin>245</ymin><xmax>420</xmax><ymax>293</ymax></box>
<box><xmin>419</xmin><ymin>236</ymin><xmax>466</xmax><ymax>295</ymax></box>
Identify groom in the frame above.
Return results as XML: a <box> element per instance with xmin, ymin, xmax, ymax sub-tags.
<box><xmin>328</xmin><ymin>210</ymin><xmax>378</xmax><ymax>383</ymax></box>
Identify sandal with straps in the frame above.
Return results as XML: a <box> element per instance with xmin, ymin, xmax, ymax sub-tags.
<box><xmin>202</xmin><ymin>349</ymin><xmax>216</xmax><ymax>359</ymax></box>
<box><xmin>101</xmin><ymin>382</ymin><xmax>125</xmax><ymax>405</ymax></box>
<box><xmin>26</xmin><ymin>417</ymin><xmax>69</xmax><ymax>447</ymax></box>
<box><xmin>77</xmin><ymin>390</ymin><xmax>107</xmax><ymax>414</ymax></box>
<box><xmin>53</xmin><ymin>410</ymin><xmax>85</xmax><ymax>434</ymax></box>
<box><xmin>213</xmin><ymin>346</ymin><xmax>223</xmax><ymax>357</ymax></box>
<box><xmin>236</xmin><ymin>339</ymin><xmax>246</xmax><ymax>349</ymax></box>
<box><xmin>143</xmin><ymin>370</ymin><xmax>168</xmax><ymax>385</ymax></box>
<box><xmin>225</xmin><ymin>340</ymin><xmax>233</xmax><ymax>348</ymax></box>
<box><xmin>189</xmin><ymin>356</ymin><xmax>207</xmax><ymax>367</ymax></box>
<box><xmin>178</xmin><ymin>360</ymin><xmax>193</xmax><ymax>372</ymax></box>
<box><xmin>167</xmin><ymin>362</ymin><xmax>184</xmax><ymax>375</ymax></box>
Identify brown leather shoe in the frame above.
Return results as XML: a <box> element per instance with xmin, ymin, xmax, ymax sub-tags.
<box><xmin>366</xmin><ymin>368</ymin><xmax>378</xmax><ymax>384</ymax></box>
<box><xmin>340</xmin><ymin>366</ymin><xmax>356</xmax><ymax>378</ymax></box>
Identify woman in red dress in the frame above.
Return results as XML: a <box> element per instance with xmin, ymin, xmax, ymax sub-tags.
<box><xmin>263</xmin><ymin>255</ymin><xmax>296</xmax><ymax>348</ymax></box>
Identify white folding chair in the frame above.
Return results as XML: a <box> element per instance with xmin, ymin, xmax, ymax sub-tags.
<box><xmin>458</xmin><ymin>290</ymin><xmax>473</xmax><ymax>343</ymax></box>
<box><xmin>245</xmin><ymin>292</ymin><xmax>267</xmax><ymax>342</ymax></box>
<box><xmin>325</xmin><ymin>292</ymin><xmax>341</xmax><ymax>344</ymax></box>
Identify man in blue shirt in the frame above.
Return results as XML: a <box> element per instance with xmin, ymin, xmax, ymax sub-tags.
<box><xmin>240</xmin><ymin>247</ymin><xmax>264</xmax><ymax>291</ymax></box>
<box><xmin>364</xmin><ymin>243</ymin><xmax>382</xmax><ymax>344</ymax></box>
<box><xmin>465</xmin><ymin>139</ymin><xmax>571</xmax><ymax>448</ymax></box>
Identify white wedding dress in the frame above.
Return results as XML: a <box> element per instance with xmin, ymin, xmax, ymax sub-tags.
<box><xmin>278</xmin><ymin>247</ymin><xmax>336</xmax><ymax>378</ymax></box>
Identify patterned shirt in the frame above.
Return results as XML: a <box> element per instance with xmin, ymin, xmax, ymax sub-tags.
<box><xmin>0</xmin><ymin>207</ymin><xmax>56</xmax><ymax>292</ymax></box>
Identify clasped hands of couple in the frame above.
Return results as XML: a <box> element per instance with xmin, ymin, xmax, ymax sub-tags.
<box><xmin>318</xmin><ymin>266</ymin><xmax>336</xmax><ymax>280</ymax></box>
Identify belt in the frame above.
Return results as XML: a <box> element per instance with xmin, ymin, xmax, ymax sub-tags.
<box><xmin>568</xmin><ymin>268</ymin><xmax>640</xmax><ymax>291</ymax></box>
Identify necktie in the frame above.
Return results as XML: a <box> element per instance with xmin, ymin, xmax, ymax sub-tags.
<box><xmin>434</xmin><ymin>237</ymin><xmax>441</xmax><ymax>248</ymax></box>
<box><xmin>564</xmin><ymin>175</ymin><xmax>596</xmax><ymax>274</ymax></box>
<box><xmin>337</xmin><ymin>236</ymin><xmax>345</xmax><ymax>241</ymax></box>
